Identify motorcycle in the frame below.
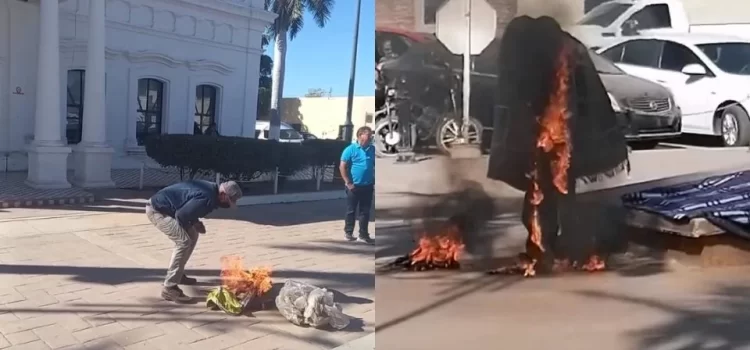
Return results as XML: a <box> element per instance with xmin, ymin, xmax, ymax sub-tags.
<box><xmin>374</xmin><ymin>62</ymin><xmax>482</xmax><ymax>158</ymax></box>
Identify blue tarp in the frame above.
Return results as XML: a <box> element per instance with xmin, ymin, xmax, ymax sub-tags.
<box><xmin>622</xmin><ymin>171</ymin><xmax>750</xmax><ymax>239</ymax></box>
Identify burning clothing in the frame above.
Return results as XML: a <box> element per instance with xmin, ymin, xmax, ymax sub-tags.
<box><xmin>487</xmin><ymin>16</ymin><xmax>629</xmax><ymax>271</ymax></box>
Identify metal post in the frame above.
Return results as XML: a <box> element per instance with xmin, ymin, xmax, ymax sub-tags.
<box><xmin>462</xmin><ymin>0</ymin><xmax>472</xmax><ymax>140</ymax></box>
<box><xmin>316</xmin><ymin>168</ymin><xmax>322</xmax><ymax>191</ymax></box>
<box><xmin>343</xmin><ymin>0</ymin><xmax>362</xmax><ymax>143</ymax></box>
<box><xmin>139</xmin><ymin>163</ymin><xmax>144</xmax><ymax>190</ymax></box>
<box><xmin>273</xmin><ymin>167</ymin><xmax>279</xmax><ymax>194</ymax></box>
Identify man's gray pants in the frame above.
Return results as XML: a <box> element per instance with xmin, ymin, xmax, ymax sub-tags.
<box><xmin>145</xmin><ymin>205</ymin><xmax>199</xmax><ymax>287</ymax></box>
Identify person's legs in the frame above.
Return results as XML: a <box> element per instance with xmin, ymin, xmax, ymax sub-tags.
<box><xmin>146</xmin><ymin>206</ymin><xmax>194</xmax><ymax>302</ymax></box>
<box><xmin>344</xmin><ymin>188</ymin><xmax>358</xmax><ymax>241</ymax></box>
<box><xmin>356</xmin><ymin>185</ymin><xmax>374</xmax><ymax>243</ymax></box>
<box><xmin>177</xmin><ymin>227</ymin><xmax>200</xmax><ymax>284</ymax></box>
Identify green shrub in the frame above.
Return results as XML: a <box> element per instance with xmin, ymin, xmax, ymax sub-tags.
<box><xmin>144</xmin><ymin>134</ymin><xmax>349</xmax><ymax>181</ymax></box>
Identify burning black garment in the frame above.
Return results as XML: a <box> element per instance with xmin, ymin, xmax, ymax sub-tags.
<box><xmin>487</xmin><ymin>16</ymin><xmax>629</xmax><ymax>268</ymax></box>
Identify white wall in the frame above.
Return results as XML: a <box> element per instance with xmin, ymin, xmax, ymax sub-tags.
<box><xmin>0</xmin><ymin>0</ymin><xmax>272</xmax><ymax>171</ymax></box>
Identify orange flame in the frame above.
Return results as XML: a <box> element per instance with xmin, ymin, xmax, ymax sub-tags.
<box><xmin>522</xmin><ymin>46</ymin><xmax>574</xmax><ymax>276</ymax></box>
<box><xmin>537</xmin><ymin>46</ymin><xmax>572</xmax><ymax>195</ymax></box>
<box><xmin>581</xmin><ymin>255</ymin><xmax>606</xmax><ymax>272</ymax></box>
<box><xmin>220</xmin><ymin>255</ymin><xmax>273</xmax><ymax>297</ymax></box>
<box><xmin>409</xmin><ymin>224</ymin><xmax>465</xmax><ymax>269</ymax></box>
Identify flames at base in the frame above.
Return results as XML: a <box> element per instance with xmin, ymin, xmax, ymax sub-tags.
<box><xmin>220</xmin><ymin>256</ymin><xmax>273</xmax><ymax>298</ymax></box>
<box><xmin>389</xmin><ymin>223</ymin><xmax>465</xmax><ymax>271</ymax></box>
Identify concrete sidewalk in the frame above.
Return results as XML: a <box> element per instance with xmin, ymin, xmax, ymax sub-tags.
<box><xmin>331</xmin><ymin>333</ymin><xmax>374</xmax><ymax>350</ymax></box>
<box><xmin>0</xmin><ymin>200</ymin><xmax>374</xmax><ymax>349</ymax></box>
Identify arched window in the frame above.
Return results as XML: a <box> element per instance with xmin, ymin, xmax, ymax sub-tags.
<box><xmin>194</xmin><ymin>85</ymin><xmax>217</xmax><ymax>135</ymax></box>
<box><xmin>136</xmin><ymin>78</ymin><xmax>164</xmax><ymax>145</ymax></box>
<box><xmin>66</xmin><ymin>69</ymin><xmax>85</xmax><ymax>144</ymax></box>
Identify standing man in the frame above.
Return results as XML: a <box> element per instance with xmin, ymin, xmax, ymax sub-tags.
<box><xmin>146</xmin><ymin>180</ymin><xmax>243</xmax><ymax>302</ymax></box>
<box><xmin>340</xmin><ymin>126</ymin><xmax>375</xmax><ymax>244</ymax></box>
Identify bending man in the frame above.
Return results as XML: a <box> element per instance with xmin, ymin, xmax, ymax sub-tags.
<box><xmin>146</xmin><ymin>180</ymin><xmax>243</xmax><ymax>302</ymax></box>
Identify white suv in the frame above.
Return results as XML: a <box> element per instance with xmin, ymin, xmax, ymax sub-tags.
<box><xmin>597</xmin><ymin>33</ymin><xmax>750</xmax><ymax>146</ymax></box>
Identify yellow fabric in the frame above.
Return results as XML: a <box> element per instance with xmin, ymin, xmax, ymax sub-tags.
<box><xmin>206</xmin><ymin>287</ymin><xmax>243</xmax><ymax>315</ymax></box>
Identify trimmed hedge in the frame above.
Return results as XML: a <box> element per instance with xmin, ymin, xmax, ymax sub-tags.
<box><xmin>144</xmin><ymin>134</ymin><xmax>349</xmax><ymax>180</ymax></box>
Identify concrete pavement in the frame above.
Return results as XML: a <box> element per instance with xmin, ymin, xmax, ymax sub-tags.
<box><xmin>0</xmin><ymin>199</ymin><xmax>374</xmax><ymax>349</ymax></box>
<box><xmin>375</xmin><ymin>146</ymin><xmax>750</xmax><ymax>350</ymax></box>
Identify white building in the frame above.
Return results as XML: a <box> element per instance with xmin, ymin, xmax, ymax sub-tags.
<box><xmin>0</xmin><ymin>0</ymin><xmax>274</xmax><ymax>188</ymax></box>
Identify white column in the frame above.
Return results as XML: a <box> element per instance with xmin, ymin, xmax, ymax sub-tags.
<box><xmin>25</xmin><ymin>0</ymin><xmax>72</xmax><ymax>189</ymax></box>
<box><xmin>72</xmin><ymin>0</ymin><xmax>114</xmax><ymax>188</ymax></box>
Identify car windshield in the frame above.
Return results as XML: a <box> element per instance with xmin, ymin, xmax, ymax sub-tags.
<box><xmin>578</xmin><ymin>2</ymin><xmax>632</xmax><ymax>27</ymax></box>
<box><xmin>280</xmin><ymin>129</ymin><xmax>304</xmax><ymax>140</ymax></box>
<box><xmin>589</xmin><ymin>50</ymin><xmax>625</xmax><ymax>75</ymax></box>
<box><xmin>697</xmin><ymin>42</ymin><xmax>750</xmax><ymax>75</ymax></box>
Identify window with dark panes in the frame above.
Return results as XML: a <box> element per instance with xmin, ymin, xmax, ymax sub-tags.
<box><xmin>66</xmin><ymin>70</ymin><xmax>85</xmax><ymax>144</ymax></box>
<box><xmin>601</xmin><ymin>43</ymin><xmax>626</xmax><ymax>62</ymax></box>
<box><xmin>660</xmin><ymin>41</ymin><xmax>703</xmax><ymax>72</ymax></box>
<box><xmin>378</xmin><ymin>33</ymin><xmax>410</xmax><ymax>62</ymax></box>
<box><xmin>622</xmin><ymin>40</ymin><xmax>662</xmax><ymax>67</ymax></box>
<box><xmin>136</xmin><ymin>78</ymin><xmax>164</xmax><ymax>146</ymax></box>
<box><xmin>629</xmin><ymin>4</ymin><xmax>671</xmax><ymax>30</ymax></box>
<box><xmin>423</xmin><ymin>0</ymin><xmax>447</xmax><ymax>25</ymax></box>
<box><xmin>194</xmin><ymin>85</ymin><xmax>217</xmax><ymax>135</ymax></box>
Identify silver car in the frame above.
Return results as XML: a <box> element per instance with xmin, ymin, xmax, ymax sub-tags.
<box><xmin>590</xmin><ymin>50</ymin><xmax>682</xmax><ymax>148</ymax></box>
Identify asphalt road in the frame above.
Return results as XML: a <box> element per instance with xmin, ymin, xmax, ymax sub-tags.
<box><xmin>374</xmin><ymin>144</ymin><xmax>750</xmax><ymax>350</ymax></box>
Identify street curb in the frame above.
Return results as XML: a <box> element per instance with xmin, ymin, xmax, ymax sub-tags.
<box><xmin>331</xmin><ymin>332</ymin><xmax>374</xmax><ymax>350</ymax></box>
<box><xmin>237</xmin><ymin>190</ymin><xmax>346</xmax><ymax>206</ymax></box>
<box><xmin>0</xmin><ymin>195</ymin><xmax>95</xmax><ymax>209</ymax></box>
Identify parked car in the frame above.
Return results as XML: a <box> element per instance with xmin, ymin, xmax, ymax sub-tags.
<box><xmin>300</xmin><ymin>131</ymin><xmax>317</xmax><ymax>140</ymax></box>
<box><xmin>598</xmin><ymin>33</ymin><xmax>750</xmax><ymax>146</ymax></box>
<box><xmin>254</xmin><ymin>121</ymin><xmax>304</xmax><ymax>143</ymax></box>
<box><xmin>590</xmin><ymin>49</ymin><xmax>682</xmax><ymax>147</ymax></box>
<box><xmin>570</xmin><ymin>0</ymin><xmax>750</xmax><ymax>49</ymax></box>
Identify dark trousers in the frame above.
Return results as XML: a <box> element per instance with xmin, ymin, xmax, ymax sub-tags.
<box><xmin>345</xmin><ymin>185</ymin><xmax>374</xmax><ymax>237</ymax></box>
<box><xmin>520</xmin><ymin>156</ymin><xmax>594</xmax><ymax>265</ymax></box>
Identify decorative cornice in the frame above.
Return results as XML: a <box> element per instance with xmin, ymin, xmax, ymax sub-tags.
<box><xmin>59</xmin><ymin>41</ymin><xmax>235</xmax><ymax>75</ymax></box>
<box><xmin>110</xmin><ymin>49</ymin><xmax>235</xmax><ymax>75</ymax></box>
<box><xmin>152</xmin><ymin>0</ymin><xmax>276</xmax><ymax>27</ymax></box>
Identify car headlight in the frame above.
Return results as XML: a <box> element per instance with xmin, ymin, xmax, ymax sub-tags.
<box><xmin>607</xmin><ymin>92</ymin><xmax>622</xmax><ymax>112</ymax></box>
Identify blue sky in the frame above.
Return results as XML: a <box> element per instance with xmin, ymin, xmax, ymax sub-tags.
<box><xmin>266</xmin><ymin>0</ymin><xmax>375</xmax><ymax>98</ymax></box>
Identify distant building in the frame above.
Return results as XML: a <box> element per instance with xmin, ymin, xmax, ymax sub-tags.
<box><xmin>279</xmin><ymin>96</ymin><xmax>375</xmax><ymax>140</ymax></box>
<box><xmin>0</xmin><ymin>0</ymin><xmax>274</xmax><ymax>189</ymax></box>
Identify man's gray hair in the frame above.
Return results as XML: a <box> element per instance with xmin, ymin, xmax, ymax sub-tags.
<box><xmin>219</xmin><ymin>181</ymin><xmax>243</xmax><ymax>202</ymax></box>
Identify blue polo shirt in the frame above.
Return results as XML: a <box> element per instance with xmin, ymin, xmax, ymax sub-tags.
<box><xmin>341</xmin><ymin>141</ymin><xmax>375</xmax><ymax>186</ymax></box>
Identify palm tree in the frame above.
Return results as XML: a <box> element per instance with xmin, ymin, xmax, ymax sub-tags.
<box><xmin>264</xmin><ymin>0</ymin><xmax>335</xmax><ymax>140</ymax></box>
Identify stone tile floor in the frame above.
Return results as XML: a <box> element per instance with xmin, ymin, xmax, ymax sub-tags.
<box><xmin>0</xmin><ymin>199</ymin><xmax>374</xmax><ymax>349</ymax></box>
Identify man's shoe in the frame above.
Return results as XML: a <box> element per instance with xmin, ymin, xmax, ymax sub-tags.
<box><xmin>161</xmin><ymin>286</ymin><xmax>192</xmax><ymax>303</ymax></box>
<box><xmin>358</xmin><ymin>235</ymin><xmax>375</xmax><ymax>244</ymax></box>
<box><xmin>180</xmin><ymin>275</ymin><xmax>197</xmax><ymax>285</ymax></box>
<box><xmin>345</xmin><ymin>234</ymin><xmax>357</xmax><ymax>242</ymax></box>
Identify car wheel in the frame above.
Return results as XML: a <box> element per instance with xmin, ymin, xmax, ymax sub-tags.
<box><xmin>435</xmin><ymin>117</ymin><xmax>483</xmax><ymax>154</ymax></box>
<box><xmin>720</xmin><ymin>105</ymin><xmax>750</xmax><ymax>147</ymax></box>
<box><xmin>373</xmin><ymin>117</ymin><xmax>401</xmax><ymax>158</ymax></box>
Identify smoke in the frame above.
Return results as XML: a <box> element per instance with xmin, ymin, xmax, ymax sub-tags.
<box><xmin>515</xmin><ymin>0</ymin><xmax>581</xmax><ymax>26</ymax></box>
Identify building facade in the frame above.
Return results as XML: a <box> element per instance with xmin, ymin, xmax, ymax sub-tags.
<box><xmin>280</xmin><ymin>96</ymin><xmax>375</xmax><ymax>139</ymax></box>
<box><xmin>376</xmin><ymin>0</ymin><xmax>591</xmax><ymax>68</ymax></box>
<box><xmin>376</xmin><ymin>0</ymin><xmax>591</xmax><ymax>33</ymax></box>
<box><xmin>0</xmin><ymin>0</ymin><xmax>274</xmax><ymax>189</ymax></box>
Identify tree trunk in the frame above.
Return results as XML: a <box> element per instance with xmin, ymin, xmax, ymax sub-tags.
<box><xmin>269</xmin><ymin>28</ymin><xmax>288</xmax><ymax>141</ymax></box>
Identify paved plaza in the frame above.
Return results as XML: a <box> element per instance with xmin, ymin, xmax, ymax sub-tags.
<box><xmin>0</xmin><ymin>199</ymin><xmax>374</xmax><ymax>349</ymax></box>
<box><xmin>375</xmin><ymin>146</ymin><xmax>750</xmax><ymax>350</ymax></box>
